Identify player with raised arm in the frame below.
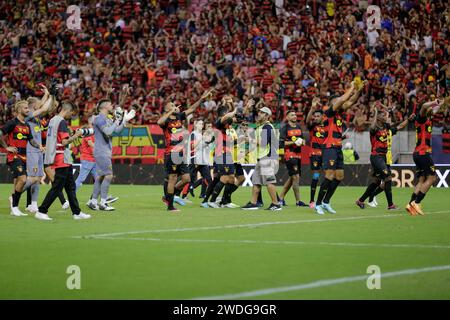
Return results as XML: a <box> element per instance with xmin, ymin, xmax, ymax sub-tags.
<box><xmin>159</xmin><ymin>89</ymin><xmax>213</xmax><ymax>211</ymax></box>
<box><xmin>306</xmin><ymin>97</ymin><xmax>326</xmax><ymax>208</ymax></box>
<box><xmin>355</xmin><ymin>104</ymin><xmax>412</xmax><ymax>210</ymax></box>
<box><xmin>406</xmin><ymin>97</ymin><xmax>449</xmax><ymax>216</ymax></box>
<box><xmin>315</xmin><ymin>81</ymin><xmax>362</xmax><ymax>215</ymax></box>
<box><xmin>89</xmin><ymin>87</ymin><xmax>136</xmax><ymax>211</ymax></box>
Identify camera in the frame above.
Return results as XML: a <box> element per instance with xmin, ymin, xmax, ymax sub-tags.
<box><xmin>77</xmin><ymin>128</ymin><xmax>94</xmax><ymax>137</ymax></box>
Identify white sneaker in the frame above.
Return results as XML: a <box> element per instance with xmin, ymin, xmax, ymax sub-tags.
<box><xmin>373</xmin><ymin>197</ymin><xmax>378</xmax><ymax>206</ymax></box>
<box><xmin>62</xmin><ymin>200</ymin><xmax>70</xmax><ymax>210</ymax></box>
<box><xmin>368</xmin><ymin>200</ymin><xmax>377</xmax><ymax>208</ymax></box>
<box><xmin>207</xmin><ymin>202</ymin><xmax>221</xmax><ymax>209</ymax></box>
<box><xmin>182</xmin><ymin>197</ymin><xmax>193</xmax><ymax>204</ymax></box>
<box><xmin>73</xmin><ymin>212</ymin><xmax>91</xmax><ymax>220</ymax></box>
<box><xmin>25</xmin><ymin>204</ymin><xmax>38</xmax><ymax>214</ymax></box>
<box><xmin>11</xmin><ymin>207</ymin><xmax>28</xmax><ymax>217</ymax></box>
<box><xmin>35</xmin><ymin>212</ymin><xmax>52</xmax><ymax>221</ymax></box>
<box><xmin>99</xmin><ymin>203</ymin><xmax>115</xmax><ymax>211</ymax></box>
<box><xmin>222</xmin><ymin>203</ymin><xmax>240</xmax><ymax>209</ymax></box>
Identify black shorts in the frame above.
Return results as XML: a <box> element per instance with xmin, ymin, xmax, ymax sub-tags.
<box><xmin>217</xmin><ymin>163</ymin><xmax>235</xmax><ymax>175</ymax></box>
<box><xmin>285</xmin><ymin>158</ymin><xmax>301</xmax><ymax>176</ymax></box>
<box><xmin>234</xmin><ymin>163</ymin><xmax>244</xmax><ymax>177</ymax></box>
<box><xmin>413</xmin><ymin>153</ymin><xmax>436</xmax><ymax>178</ymax></box>
<box><xmin>190</xmin><ymin>164</ymin><xmax>211</xmax><ymax>179</ymax></box>
<box><xmin>164</xmin><ymin>154</ymin><xmax>190</xmax><ymax>175</ymax></box>
<box><xmin>310</xmin><ymin>155</ymin><xmax>323</xmax><ymax>171</ymax></box>
<box><xmin>370</xmin><ymin>155</ymin><xmax>391</xmax><ymax>179</ymax></box>
<box><xmin>8</xmin><ymin>158</ymin><xmax>27</xmax><ymax>178</ymax></box>
<box><xmin>322</xmin><ymin>148</ymin><xmax>344</xmax><ymax>170</ymax></box>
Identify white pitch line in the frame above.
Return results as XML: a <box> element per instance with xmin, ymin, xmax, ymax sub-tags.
<box><xmin>87</xmin><ymin>236</ymin><xmax>450</xmax><ymax>250</ymax></box>
<box><xmin>74</xmin><ymin>214</ymin><xmax>397</xmax><ymax>239</ymax></box>
<box><xmin>73</xmin><ymin>210</ymin><xmax>450</xmax><ymax>240</ymax></box>
<box><xmin>192</xmin><ymin>265</ymin><xmax>450</xmax><ymax>300</ymax></box>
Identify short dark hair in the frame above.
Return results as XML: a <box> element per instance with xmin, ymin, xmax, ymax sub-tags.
<box><xmin>61</xmin><ymin>100</ymin><xmax>77</xmax><ymax>112</ymax></box>
<box><xmin>96</xmin><ymin>99</ymin><xmax>111</xmax><ymax>113</ymax></box>
<box><xmin>286</xmin><ymin>109</ymin><xmax>296</xmax><ymax>116</ymax></box>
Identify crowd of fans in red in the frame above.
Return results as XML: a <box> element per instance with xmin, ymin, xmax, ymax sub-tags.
<box><xmin>0</xmin><ymin>0</ymin><xmax>449</xmax><ymax>129</ymax></box>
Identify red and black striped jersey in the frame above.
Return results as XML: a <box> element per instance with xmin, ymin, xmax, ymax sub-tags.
<box><xmin>323</xmin><ymin>107</ymin><xmax>344</xmax><ymax>148</ymax></box>
<box><xmin>370</xmin><ymin>124</ymin><xmax>391</xmax><ymax>156</ymax></box>
<box><xmin>159</xmin><ymin>112</ymin><xmax>187</xmax><ymax>155</ymax></box>
<box><xmin>308</xmin><ymin>123</ymin><xmax>326</xmax><ymax>156</ymax></box>
<box><xmin>414</xmin><ymin>115</ymin><xmax>433</xmax><ymax>155</ymax></box>
<box><xmin>280</xmin><ymin>122</ymin><xmax>303</xmax><ymax>160</ymax></box>
<box><xmin>1</xmin><ymin>118</ymin><xmax>33</xmax><ymax>162</ymax></box>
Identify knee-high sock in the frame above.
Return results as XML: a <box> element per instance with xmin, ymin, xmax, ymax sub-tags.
<box><xmin>92</xmin><ymin>176</ymin><xmax>102</xmax><ymax>201</ymax></box>
<box><xmin>210</xmin><ymin>181</ymin><xmax>225</xmax><ymax>203</ymax></box>
<box><xmin>310</xmin><ymin>178</ymin><xmax>319</xmax><ymax>203</ymax></box>
<box><xmin>415</xmin><ymin>191</ymin><xmax>426</xmax><ymax>204</ymax></box>
<box><xmin>27</xmin><ymin>188</ymin><xmax>32</xmax><ymax>207</ymax></box>
<box><xmin>100</xmin><ymin>176</ymin><xmax>112</xmax><ymax>203</ymax></box>
<box><xmin>12</xmin><ymin>190</ymin><xmax>22</xmax><ymax>207</ymax></box>
<box><xmin>222</xmin><ymin>184</ymin><xmax>238</xmax><ymax>204</ymax></box>
<box><xmin>203</xmin><ymin>177</ymin><xmax>219</xmax><ymax>203</ymax></box>
<box><xmin>384</xmin><ymin>180</ymin><xmax>393</xmax><ymax>206</ymax></box>
<box><xmin>324</xmin><ymin>179</ymin><xmax>340</xmax><ymax>203</ymax></box>
<box><xmin>359</xmin><ymin>182</ymin><xmax>379</xmax><ymax>202</ymax></box>
<box><xmin>193</xmin><ymin>178</ymin><xmax>203</xmax><ymax>189</ymax></box>
<box><xmin>163</xmin><ymin>179</ymin><xmax>168</xmax><ymax>198</ymax></box>
<box><xmin>316</xmin><ymin>178</ymin><xmax>331</xmax><ymax>205</ymax></box>
<box><xmin>181</xmin><ymin>183</ymin><xmax>190</xmax><ymax>198</ymax></box>
<box><xmin>200</xmin><ymin>179</ymin><xmax>207</xmax><ymax>197</ymax></box>
<box><xmin>409</xmin><ymin>192</ymin><xmax>417</xmax><ymax>204</ymax></box>
<box><xmin>369</xmin><ymin>185</ymin><xmax>384</xmax><ymax>202</ymax></box>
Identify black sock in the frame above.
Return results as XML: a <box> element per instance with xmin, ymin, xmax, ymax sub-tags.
<box><xmin>257</xmin><ymin>190</ymin><xmax>263</xmax><ymax>204</ymax></box>
<box><xmin>369</xmin><ymin>186</ymin><xmax>384</xmax><ymax>202</ymax></box>
<box><xmin>410</xmin><ymin>193</ymin><xmax>417</xmax><ymax>204</ymax></box>
<box><xmin>203</xmin><ymin>177</ymin><xmax>219</xmax><ymax>203</ymax></box>
<box><xmin>166</xmin><ymin>193</ymin><xmax>174</xmax><ymax>208</ymax></box>
<box><xmin>359</xmin><ymin>182</ymin><xmax>379</xmax><ymax>202</ymax></box>
<box><xmin>193</xmin><ymin>178</ymin><xmax>203</xmax><ymax>189</ymax></box>
<box><xmin>324</xmin><ymin>179</ymin><xmax>340</xmax><ymax>204</ymax></box>
<box><xmin>384</xmin><ymin>180</ymin><xmax>393</xmax><ymax>206</ymax></box>
<box><xmin>174</xmin><ymin>187</ymin><xmax>182</xmax><ymax>197</ymax></box>
<box><xmin>316</xmin><ymin>179</ymin><xmax>331</xmax><ymax>205</ymax></box>
<box><xmin>310</xmin><ymin>178</ymin><xmax>319</xmax><ymax>203</ymax></box>
<box><xmin>276</xmin><ymin>193</ymin><xmax>280</xmax><ymax>202</ymax></box>
<box><xmin>415</xmin><ymin>191</ymin><xmax>426</xmax><ymax>204</ymax></box>
<box><xmin>163</xmin><ymin>179</ymin><xmax>168</xmax><ymax>198</ymax></box>
<box><xmin>223</xmin><ymin>184</ymin><xmax>238</xmax><ymax>204</ymax></box>
<box><xmin>200</xmin><ymin>180</ymin><xmax>207</xmax><ymax>197</ymax></box>
<box><xmin>210</xmin><ymin>181</ymin><xmax>225</xmax><ymax>202</ymax></box>
<box><xmin>26</xmin><ymin>188</ymin><xmax>32</xmax><ymax>207</ymax></box>
<box><xmin>12</xmin><ymin>191</ymin><xmax>22</xmax><ymax>207</ymax></box>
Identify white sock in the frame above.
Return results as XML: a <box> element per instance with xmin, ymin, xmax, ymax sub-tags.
<box><xmin>32</xmin><ymin>201</ymin><xmax>37</xmax><ymax>207</ymax></box>
<box><xmin>100</xmin><ymin>198</ymin><xmax>107</xmax><ymax>206</ymax></box>
<box><xmin>91</xmin><ymin>198</ymin><xmax>98</xmax><ymax>205</ymax></box>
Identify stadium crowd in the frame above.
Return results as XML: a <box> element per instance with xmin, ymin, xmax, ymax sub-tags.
<box><xmin>0</xmin><ymin>0</ymin><xmax>449</xmax><ymax>129</ymax></box>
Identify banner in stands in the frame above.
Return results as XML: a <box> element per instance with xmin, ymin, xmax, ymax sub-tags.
<box><xmin>1</xmin><ymin>164</ymin><xmax>449</xmax><ymax>188</ymax></box>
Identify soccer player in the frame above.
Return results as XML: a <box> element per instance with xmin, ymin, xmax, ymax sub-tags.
<box><xmin>75</xmin><ymin>116</ymin><xmax>96</xmax><ymax>191</ymax></box>
<box><xmin>241</xmin><ymin>106</ymin><xmax>281</xmax><ymax>211</ymax></box>
<box><xmin>315</xmin><ymin>81</ymin><xmax>362</xmax><ymax>215</ymax></box>
<box><xmin>406</xmin><ymin>97</ymin><xmax>448</xmax><ymax>216</ymax></box>
<box><xmin>204</xmin><ymin>95</ymin><xmax>238</xmax><ymax>209</ymax></box>
<box><xmin>355</xmin><ymin>106</ymin><xmax>411</xmax><ymax>210</ymax></box>
<box><xmin>366</xmin><ymin>106</ymin><xmax>412</xmax><ymax>207</ymax></box>
<box><xmin>1</xmin><ymin>99</ymin><xmax>50</xmax><ymax>216</ymax></box>
<box><xmin>159</xmin><ymin>90</ymin><xmax>212</xmax><ymax>211</ymax></box>
<box><xmin>36</xmin><ymin>101</ymin><xmax>91</xmax><ymax>221</ymax></box>
<box><xmin>278</xmin><ymin>110</ymin><xmax>308</xmax><ymax>207</ymax></box>
<box><xmin>89</xmin><ymin>96</ymin><xmax>136</xmax><ymax>211</ymax></box>
<box><xmin>306</xmin><ymin>97</ymin><xmax>326</xmax><ymax>208</ymax></box>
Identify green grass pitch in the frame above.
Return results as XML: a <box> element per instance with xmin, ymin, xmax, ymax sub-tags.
<box><xmin>1</xmin><ymin>183</ymin><xmax>450</xmax><ymax>300</ymax></box>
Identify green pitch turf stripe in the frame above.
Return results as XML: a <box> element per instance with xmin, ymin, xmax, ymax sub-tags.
<box><xmin>84</xmin><ymin>236</ymin><xmax>450</xmax><ymax>250</ymax></box>
<box><xmin>192</xmin><ymin>265</ymin><xmax>450</xmax><ymax>300</ymax></box>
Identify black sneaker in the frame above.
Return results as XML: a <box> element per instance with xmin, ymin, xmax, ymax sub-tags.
<box><xmin>168</xmin><ymin>206</ymin><xmax>180</xmax><ymax>212</ymax></box>
<box><xmin>266</xmin><ymin>203</ymin><xmax>282</xmax><ymax>211</ymax></box>
<box><xmin>355</xmin><ymin>200</ymin><xmax>365</xmax><ymax>209</ymax></box>
<box><xmin>296</xmin><ymin>201</ymin><xmax>308</xmax><ymax>207</ymax></box>
<box><xmin>241</xmin><ymin>202</ymin><xmax>260</xmax><ymax>210</ymax></box>
<box><xmin>256</xmin><ymin>201</ymin><xmax>264</xmax><ymax>208</ymax></box>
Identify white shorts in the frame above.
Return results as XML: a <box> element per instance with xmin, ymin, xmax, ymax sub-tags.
<box><xmin>252</xmin><ymin>159</ymin><xmax>279</xmax><ymax>186</ymax></box>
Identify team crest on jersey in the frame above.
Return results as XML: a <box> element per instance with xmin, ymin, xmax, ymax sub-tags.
<box><xmin>427</xmin><ymin>126</ymin><xmax>432</xmax><ymax>133</ymax></box>
<box><xmin>17</xmin><ymin>133</ymin><xmax>24</xmax><ymax>140</ymax></box>
<box><xmin>336</xmin><ymin>119</ymin><xmax>342</xmax><ymax>126</ymax></box>
<box><xmin>291</xmin><ymin>136</ymin><xmax>297</xmax><ymax>142</ymax></box>
<box><xmin>34</xmin><ymin>126</ymin><xmax>41</xmax><ymax>133</ymax></box>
